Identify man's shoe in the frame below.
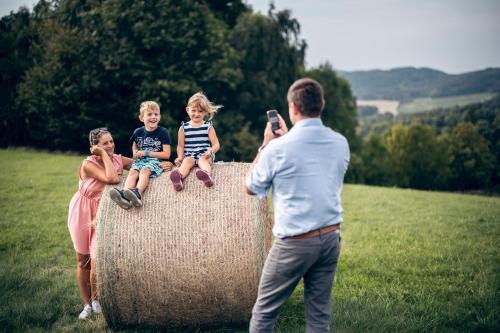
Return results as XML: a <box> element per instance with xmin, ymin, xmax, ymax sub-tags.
<box><xmin>78</xmin><ymin>304</ymin><xmax>92</xmax><ymax>320</ymax></box>
<box><xmin>124</xmin><ymin>188</ymin><xmax>142</xmax><ymax>207</ymax></box>
<box><xmin>109</xmin><ymin>188</ymin><xmax>132</xmax><ymax>209</ymax></box>
<box><xmin>195</xmin><ymin>169</ymin><xmax>214</xmax><ymax>187</ymax></box>
<box><xmin>91</xmin><ymin>300</ymin><xmax>102</xmax><ymax>314</ymax></box>
<box><xmin>170</xmin><ymin>169</ymin><xmax>184</xmax><ymax>191</ymax></box>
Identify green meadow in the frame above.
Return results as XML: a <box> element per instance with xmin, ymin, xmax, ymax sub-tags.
<box><xmin>0</xmin><ymin>149</ymin><xmax>498</xmax><ymax>332</ymax></box>
<box><xmin>398</xmin><ymin>92</ymin><xmax>497</xmax><ymax>115</ymax></box>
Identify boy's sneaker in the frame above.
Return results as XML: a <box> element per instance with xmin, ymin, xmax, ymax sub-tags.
<box><xmin>91</xmin><ymin>300</ymin><xmax>102</xmax><ymax>314</ymax></box>
<box><xmin>124</xmin><ymin>188</ymin><xmax>142</xmax><ymax>207</ymax></box>
<box><xmin>109</xmin><ymin>188</ymin><xmax>132</xmax><ymax>209</ymax></box>
<box><xmin>78</xmin><ymin>304</ymin><xmax>92</xmax><ymax>320</ymax></box>
<box><xmin>169</xmin><ymin>169</ymin><xmax>184</xmax><ymax>191</ymax></box>
<box><xmin>195</xmin><ymin>169</ymin><xmax>214</xmax><ymax>187</ymax></box>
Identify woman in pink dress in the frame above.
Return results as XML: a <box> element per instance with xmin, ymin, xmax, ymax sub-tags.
<box><xmin>67</xmin><ymin>127</ymin><xmax>171</xmax><ymax>319</ymax></box>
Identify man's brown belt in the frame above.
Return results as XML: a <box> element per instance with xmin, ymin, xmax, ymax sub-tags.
<box><xmin>284</xmin><ymin>223</ymin><xmax>340</xmax><ymax>240</ymax></box>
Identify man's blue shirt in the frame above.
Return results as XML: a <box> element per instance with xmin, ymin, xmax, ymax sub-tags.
<box><xmin>246</xmin><ymin>118</ymin><xmax>350</xmax><ymax>238</ymax></box>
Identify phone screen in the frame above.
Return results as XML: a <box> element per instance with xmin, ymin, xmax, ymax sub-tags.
<box><xmin>267</xmin><ymin>110</ymin><xmax>280</xmax><ymax>132</ymax></box>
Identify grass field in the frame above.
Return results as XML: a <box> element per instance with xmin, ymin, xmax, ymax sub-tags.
<box><xmin>398</xmin><ymin>93</ymin><xmax>497</xmax><ymax>115</ymax></box>
<box><xmin>357</xmin><ymin>100</ymin><xmax>399</xmax><ymax>115</ymax></box>
<box><xmin>0</xmin><ymin>149</ymin><xmax>499</xmax><ymax>332</ymax></box>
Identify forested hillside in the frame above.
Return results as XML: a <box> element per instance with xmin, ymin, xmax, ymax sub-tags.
<box><xmin>340</xmin><ymin>67</ymin><xmax>500</xmax><ymax>101</ymax></box>
<box><xmin>351</xmin><ymin>97</ymin><xmax>500</xmax><ymax>192</ymax></box>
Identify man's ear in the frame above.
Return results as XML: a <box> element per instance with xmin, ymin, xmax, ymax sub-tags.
<box><xmin>185</xmin><ymin>107</ymin><xmax>189</xmax><ymax>113</ymax></box>
<box><xmin>290</xmin><ymin>102</ymin><xmax>299</xmax><ymax>116</ymax></box>
<box><xmin>139</xmin><ymin>114</ymin><xmax>144</xmax><ymax>122</ymax></box>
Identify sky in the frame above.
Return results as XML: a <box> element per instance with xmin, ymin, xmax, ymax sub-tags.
<box><xmin>2</xmin><ymin>0</ymin><xmax>499</xmax><ymax>74</ymax></box>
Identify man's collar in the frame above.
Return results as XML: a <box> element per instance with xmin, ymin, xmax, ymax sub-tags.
<box><xmin>291</xmin><ymin>117</ymin><xmax>323</xmax><ymax>129</ymax></box>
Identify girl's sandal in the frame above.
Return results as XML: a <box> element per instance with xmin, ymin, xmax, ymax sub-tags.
<box><xmin>169</xmin><ymin>169</ymin><xmax>184</xmax><ymax>191</ymax></box>
<box><xmin>195</xmin><ymin>169</ymin><xmax>214</xmax><ymax>187</ymax></box>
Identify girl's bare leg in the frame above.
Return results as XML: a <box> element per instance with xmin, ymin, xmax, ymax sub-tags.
<box><xmin>196</xmin><ymin>157</ymin><xmax>214</xmax><ymax>187</ymax></box>
<box><xmin>197</xmin><ymin>157</ymin><xmax>212</xmax><ymax>174</ymax></box>
<box><xmin>178</xmin><ymin>157</ymin><xmax>196</xmax><ymax>178</ymax></box>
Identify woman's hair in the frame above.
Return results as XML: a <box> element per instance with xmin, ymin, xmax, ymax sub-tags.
<box><xmin>89</xmin><ymin>127</ymin><xmax>111</xmax><ymax>146</ymax></box>
<box><xmin>140</xmin><ymin>101</ymin><xmax>160</xmax><ymax>116</ymax></box>
<box><xmin>187</xmin><ymin>92</ymin><xmax>222</xmax><ymax>120</ymax></box>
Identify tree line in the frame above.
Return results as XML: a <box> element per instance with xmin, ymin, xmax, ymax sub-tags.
<box><xmin>0</xmin><ymin>0</ymin><xmax>357</xmax><ymax>163</ymax></box>
<box><xmin>349</xmin><ymin>98</ymin><xmax>500</xmax><ymax>193</ymax></box>
<box><xmin>2</xmin><ymin>0</ymin><xmax>497</xmax><ymax>193</ymax></box>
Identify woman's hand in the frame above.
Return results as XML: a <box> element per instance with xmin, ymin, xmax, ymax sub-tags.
<box><xmin>174</xmin><ymin>157</ymin><xmax>183</xmax><ymax>167</ymax></box>
<box><xmin>160</xmin><ymin>161</ymin><xmax>174</xmax><ymax>171</ymax></box>
<box><xmin>90</xmin><ymin>145</ymin><xmax>106</xmax><ymax>157</ymax></box>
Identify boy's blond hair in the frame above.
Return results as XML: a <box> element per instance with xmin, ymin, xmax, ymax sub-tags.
<box><xmin>140</xmin><ymin>101</ymin><xmax>160</xmax><ymax>116</ymax></box>
<box><xmin>187</xmin><ymin>92</ymin><xmax>222</xmax><ymax>120</ymax></box>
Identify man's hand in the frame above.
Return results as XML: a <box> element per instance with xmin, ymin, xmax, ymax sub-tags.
<box><xmin>263</xmin><ymin>114</ymin><xmax>288</xmax><ymax>146</ymax></box>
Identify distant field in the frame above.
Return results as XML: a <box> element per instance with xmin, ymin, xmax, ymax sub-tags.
<box><xmin>0</xmin><ymin>149</ymin><xmax>499</xmax><ymax>332</ymax></box>
<box><xmin>357</xmin><ymin>93</ymin><xmax>497</xmax><ymax>117</ymax></box>
<box><xmin>398</xmin><ymin>92</ymin><xmax>497</xmax><ymax>115</ymax></box>
<box><xmin>357</xmin><ymin>100</ymin><xmax>399</xmax><ymax>115</ymax></box>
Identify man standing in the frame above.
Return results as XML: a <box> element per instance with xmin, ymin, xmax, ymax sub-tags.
<box><xmin>244</xmin><ymin>78</ymin><xmax>350</xmax><ymax>333</ymax></box>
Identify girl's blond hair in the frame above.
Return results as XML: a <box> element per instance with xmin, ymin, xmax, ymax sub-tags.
<box><xmin>187</xmin><ymin>92</ymin><xmax>222</xmax><ymax>120</ymax></box>
<box><xmin>140</xmin><ymin>101</ymin><xmax>160</xmax><ymax>116</ymax></box>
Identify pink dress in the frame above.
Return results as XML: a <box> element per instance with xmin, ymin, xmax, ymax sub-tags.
<box><xmin>67</xmin><ymin>154</ymin><xmax>123</xmax><ymax>256</ymax></box>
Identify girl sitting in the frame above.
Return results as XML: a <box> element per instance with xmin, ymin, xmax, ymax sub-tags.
<box><xmin>170</xmin><ymin>92</ymin><xmax>221</xmax><ymax>191</ymax></box>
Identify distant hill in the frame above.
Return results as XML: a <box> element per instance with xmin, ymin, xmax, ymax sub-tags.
<box><xmin>338</xmin><ymin>67</ymin><xmax>500</xmax><ymax>102</ymax></box>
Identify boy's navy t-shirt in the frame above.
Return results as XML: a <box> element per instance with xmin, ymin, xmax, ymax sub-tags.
<box><xmin>130</xmin><ymin>126</ymin><xmax>172</xmax><ymax>153</ymax></box>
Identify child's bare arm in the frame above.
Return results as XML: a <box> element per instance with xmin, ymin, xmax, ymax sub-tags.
<box><xmin>175</xmin><ymin>127</ymin><xmax>185</xmax><ymax>166</ymax></box>
<box><xmin>150</xmin><ymin>145</ymin><xmax>171</xmax><ymax>160</ymax></box>
<box><xmin>132</xmin><ymin>142</ymin><xmax>144</xmax><ymax>159</ymax></box>
<box><xmin>203</xmin><ymin>126</ymin><xmax>220</xmax><ymax>156</ymax></box>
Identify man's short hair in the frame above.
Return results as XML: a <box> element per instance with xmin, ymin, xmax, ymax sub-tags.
<box><xmin>287</xmin><ymin>78</ymin><xmax>325</xmax><ymax>117</ymax></box>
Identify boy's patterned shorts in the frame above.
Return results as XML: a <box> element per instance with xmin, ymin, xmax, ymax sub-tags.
<box><xmin>131</xmin><ymin>158</ymin><xmax>163</xmax><ymax>178</ymax></box>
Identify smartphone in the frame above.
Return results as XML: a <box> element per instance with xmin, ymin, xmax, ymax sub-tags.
<box><xmin>267</xmin><ymin>109</ymin><xmax>280</xmax><ymax>133</ymax></box>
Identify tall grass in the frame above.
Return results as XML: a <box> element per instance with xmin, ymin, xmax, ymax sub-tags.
<box><xmin>0</xmin><ymin>149</ymin><xmax>498</xmax><ymax>332</ymax></box>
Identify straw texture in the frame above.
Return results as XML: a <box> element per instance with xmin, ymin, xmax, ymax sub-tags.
<box><xmin>95</xmin><ymin>162</ymin><xmax>273</xmax><ymax>330</ymax></box>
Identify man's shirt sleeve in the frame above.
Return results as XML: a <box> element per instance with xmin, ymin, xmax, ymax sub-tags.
<box><xmin>246</xmin><ymin>148</ymin><xmax>275</xmax><ymax>199</ymax></box>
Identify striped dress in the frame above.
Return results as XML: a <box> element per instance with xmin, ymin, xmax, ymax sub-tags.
<box><xmin>182</xmin><ymin>121</ymin><xmax>213</xmax><ymax>160</ymax></box>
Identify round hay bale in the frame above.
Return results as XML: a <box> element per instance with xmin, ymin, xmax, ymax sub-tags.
<box><xmin>95</xmin><ymin>162</ymin><xmax>273</xmax><ymax>330</ymax></box>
